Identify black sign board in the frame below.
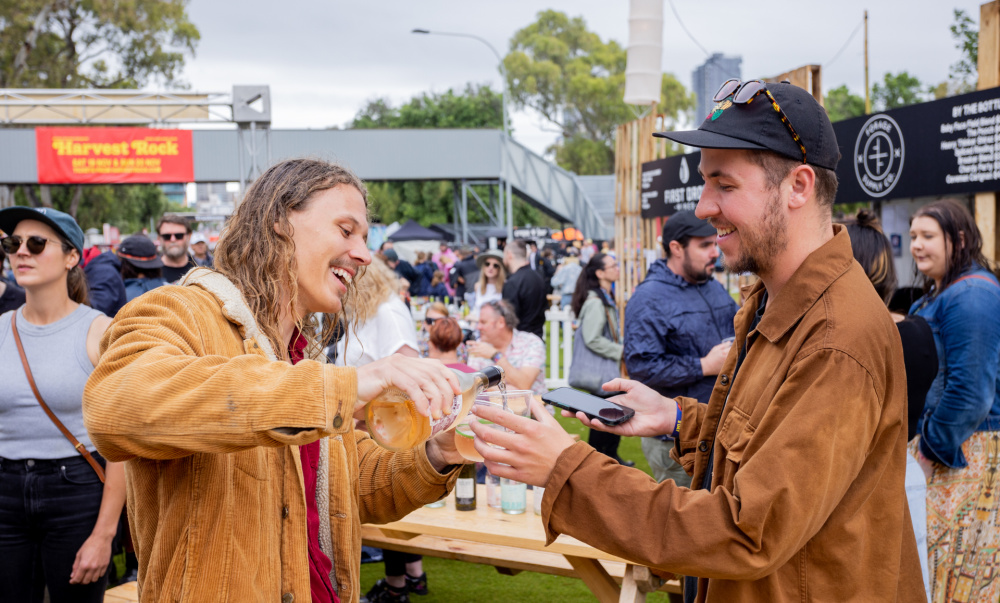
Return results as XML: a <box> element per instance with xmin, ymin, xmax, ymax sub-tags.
<box><xmin>640</xmin><ymin>152</ymin><xmax>704</xmax><ymax>218</ymax></box>
<box><xmin>640</xmin><ymin>86</ymin><xmax>1000</xmax><ymax>215</ymax></box>
<box><xmin>512</xmin><ymin>226</ymin><xmax>552</xmax><ymax>239</ymax></box>
<box><xmin>833</xmin><ymin>86</ymin><xmax>1000</xmax><ymax>203</ymax></box>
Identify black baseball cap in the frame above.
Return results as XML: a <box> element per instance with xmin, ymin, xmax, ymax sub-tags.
<box><xmin>0</xmin><ymin>206</ymin><xmax>85</xmax><ymax>262</ymax></box>
<box><xmin>118</xmin><ymin>235</ymin><xmax>164</xmax><ymax>269</ymax></box>
<box><xmin>662</xmin><ymin>211</ymin><xmax>716</xmax><ymax>245</ymax></box>
<box><xmin>655</xmin><ymin>81</ymin><xmax>840</xmax><ymax>171</ymax></box>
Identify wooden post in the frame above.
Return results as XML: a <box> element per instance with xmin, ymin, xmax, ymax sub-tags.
<box><xmin>614</xmin><ymin>109</ymin><xmax>670</xmax><ymax>329</ymax></box>
<box><xmin>864</xmin><ymin>10</ymin><xmax>871</xmax><ymax>114</ymax></box>
<box><xmin>978</xmin><ymin>0</ymin><xmax>1000</xmax><ymax>264</ymax></box>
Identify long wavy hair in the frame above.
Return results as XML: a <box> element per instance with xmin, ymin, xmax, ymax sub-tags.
<box><xmin>214</xmin><ymin>158</ymin><xmax>368</xmax><ymax>360</ymax></box>
<box><xmin>342</xmin><ymin>256</ymin><xmax>399</xmax><ymax>326</ymax></box>
<box><xmin>475</xmin><ymin>257</ymin><xmax>506</xmax><ymax>295</ymax></box>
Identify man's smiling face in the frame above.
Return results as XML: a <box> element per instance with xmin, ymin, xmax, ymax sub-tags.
<box><xmin>287</xmin><ymin>184</ymin><xmax>372</xmax><ymax>316</ymax></box>
<box><xmin>695</xmin><ymin>149</ymin><xmax>789</xmax><ymax>278</ymax></box>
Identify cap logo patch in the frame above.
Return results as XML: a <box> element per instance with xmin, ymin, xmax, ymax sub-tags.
<box><xmin>710</xmin><ymin>99</ymin><xmax>732</xmax><ymax>121</ymax></box>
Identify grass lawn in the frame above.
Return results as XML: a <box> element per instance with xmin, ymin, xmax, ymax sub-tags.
<box><xmin>360</xmin><ymin>419</ymin><xmax>664</xmax><ymax>602</ymax></box>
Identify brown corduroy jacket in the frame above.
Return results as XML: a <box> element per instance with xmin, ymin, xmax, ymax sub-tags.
<box><xmin>83</xmin><ymin>269</ymin><xmax>458</xmax><ymax>603</ymax></box>
<box><xmin>541</xmin><ymin>226</ymin><xmax>926</xmax><ymax>602</ymax></box>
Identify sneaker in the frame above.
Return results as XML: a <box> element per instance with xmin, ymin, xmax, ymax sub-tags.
<box><xmin>405</xmin><ymin>572</ymin><xmax>428</xmax><ymax>596</ymax></box>
<box><xmin>365</xmin><ymin>579</ymin><xmax>410</xmax><ymax>603</ymax></box>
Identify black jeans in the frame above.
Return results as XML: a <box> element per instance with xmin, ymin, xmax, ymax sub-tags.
<box><xmin>384</xmin><ymin>550</ymin><xmax>422</xmax><ymax>577</ymax></box>
<box><xmin>0</xmin><ymin>454</ymin><xmax>108</xmax><ymax>603</ymax></box>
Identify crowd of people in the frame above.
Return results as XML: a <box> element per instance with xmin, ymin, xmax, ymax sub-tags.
<box><xmin>1</xmin><ymin>79</ymin><xmax>999</xmax><ymax>603</ymax></box>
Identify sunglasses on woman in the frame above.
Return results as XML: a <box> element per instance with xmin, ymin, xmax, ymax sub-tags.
<box><xmin>713</xmin><ymin>79</ymin><xmax>807</xmax><ymax>164</ymax></box>
<box><xmin>1</xmin><ymin>235</ymin><xmax>57</xmax><ymax>255</ymax></box>
<box><xmin>424</xmin><ymin>317</ymin><xmax>440</xmax><ymax>326</ymax></box>
<box><xmin>484</xmin><ymin>261</ymin><xmax>501</xmax><ymax>269</ymax></box>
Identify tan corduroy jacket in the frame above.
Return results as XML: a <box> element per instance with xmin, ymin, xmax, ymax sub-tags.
<box><xmin>541</xmin><ymin>226</ymin><xmax>925</xmax><ymax>602</ymax></box>
<box><xmin>83</xmin><ymin>269</ymin><xmax>458</xmax><ymax>603</ymax></box>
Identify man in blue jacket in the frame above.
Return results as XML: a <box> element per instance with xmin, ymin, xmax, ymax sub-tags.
<box><xmin>623</xmin><ymin>211</ymin><xmax>738</xmax><ymax>486</ymax></box>
<box><xmin>83</xmin><ymin>246</ymin><xmax>127</xmax><ymax>317</ymax></box>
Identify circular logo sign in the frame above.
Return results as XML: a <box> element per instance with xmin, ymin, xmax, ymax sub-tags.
<box><xmin>679</xmin><ymin>156</ymin><xmax>690</xmax><ymax>184</ymax></box>
<box><xmin>854</xmin><ymin>114</ymin><xmax>905</xmax><ymax>198</ymax></box>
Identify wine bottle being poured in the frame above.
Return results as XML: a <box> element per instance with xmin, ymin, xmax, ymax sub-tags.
<box><xmin>365</xmin><ymin>365</ymin><xmax>505</xmax><ymax>451</ymax></box>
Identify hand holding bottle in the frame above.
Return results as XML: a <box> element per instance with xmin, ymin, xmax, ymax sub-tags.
<box><xmin>355</xmin><ymin>354</ymin><xmax>461</xmax><ymax>421</ymax></box>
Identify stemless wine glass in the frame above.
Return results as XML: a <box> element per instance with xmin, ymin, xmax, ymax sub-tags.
<box><xmin>476</xmin><ymin>390</ymin><xmax>533</xmax><ymax>418</ymax></box>
<box><xmin>454</xmin><ymin>417</ymin><xmax>485</xmax><ymax>463</ymax></box>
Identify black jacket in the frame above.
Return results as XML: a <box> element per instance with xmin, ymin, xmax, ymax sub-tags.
<box><xmin>502</xmin><ymin>265</ymin><xmax>547</xmax><ymax>338</ymax></box>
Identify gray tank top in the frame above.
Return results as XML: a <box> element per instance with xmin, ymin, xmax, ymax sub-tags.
<box><xmin>0</xmin><ymin>304</ymin><xmax>104</xmax><ymax>459</ymax></box>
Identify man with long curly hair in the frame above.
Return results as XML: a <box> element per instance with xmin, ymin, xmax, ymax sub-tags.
<box><xmin>83</xmin><ymin>159</ymin><xmax>467</xmax><ymax>603</ymax></box>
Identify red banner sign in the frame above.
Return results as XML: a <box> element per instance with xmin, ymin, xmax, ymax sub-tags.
<box><xmin>35</xmin><ymin>127</ymin><xmax>194</xmax><ymax>184</ymax></box>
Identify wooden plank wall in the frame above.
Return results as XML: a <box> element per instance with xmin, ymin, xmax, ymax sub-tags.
<box><xmin>614</xmin><ymin>111</ymin><xmax>671</xmax><ymax>326</ymax></box>
<box><xmin>978</xmin><ymin>0</ymin><xmax>1000</xmax><ymax>264</ymax></box>
<box><xmin>763</xmin><ymin>65</ymin><xmax>823</xmax><ymax>106</ymax></box>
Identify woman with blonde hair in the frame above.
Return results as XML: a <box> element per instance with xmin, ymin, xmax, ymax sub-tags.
<box><xmin>470</xmin><ymin>249</ymin><xmax>505</xmax><ymax>315</ymax></box>
<box><xmin>336</xmin><ymin>256</ymin><xmax>419</xmax><ymax>366</ymax></box>
<box><xmin>341</xmin><ymin>258</ymin><xmax>432</xmax><ymax>602</ymax></box>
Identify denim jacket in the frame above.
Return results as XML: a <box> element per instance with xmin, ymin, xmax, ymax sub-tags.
<box><xmin>911</xmin><ymin>264</ymin><xmax>1000</xmax><ymax>468</ymax></box>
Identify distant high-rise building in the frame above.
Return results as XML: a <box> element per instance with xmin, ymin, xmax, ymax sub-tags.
<box><xmin>195</xmin><ymin>183</ymin><xmax>236</xmax><ymax>216</ymax></box>
<box><xmin>692</xmin><ymin>53</ymin><xmax>743</xmax><ymax>124</ymax></box>
<box><xmin>158</xmin><ymin>183</ymin><xmax>187</xmax><ymax>207</ymax></box>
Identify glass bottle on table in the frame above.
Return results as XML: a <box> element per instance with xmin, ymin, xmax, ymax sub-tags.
<box><xmin>455</xmin><ymin>463</ymin><xmax>477</xmax><ymax>511</ymax></box>
<box><xmin>501</xmin><ymin>478</ymin><xmax>526</xmax><ymax>515</ymax></box>
<box><xmin>486</xmin><ymin>470</ymin><xmax>502</xmax><ymax>509</ymax></box>
<box><xmin>365</xmin><ymin>365</ymin><xmax>504</xmax><ymax>451</ymax></box>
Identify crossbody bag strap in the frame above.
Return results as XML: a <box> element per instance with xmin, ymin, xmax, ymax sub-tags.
<box><xmin>601</xmin><ymin>299</ymin><xmax>628</xmax><ymax>378</ymax></box>
<box><xmin>953</xmin><ymin>274</ymin><xmax>1000</xmax><ymax>288</ymax></box>
<box><xmin>10</xmin><ymin>312</ymin><xmax>106</xmax><ymax>483</ymax></box>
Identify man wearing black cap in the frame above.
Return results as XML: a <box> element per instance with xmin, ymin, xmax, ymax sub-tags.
<box><xmin>383</xmin><ymin>248</ymin><xmax>420</xmax><ymax>296</ymax></box>
<box><xmin>117</xmin><ymin>235</ymin><xmax>167</xmax><ymax>302</ymax></box>
<box><xmin>623</xmin><ymin>211</ymin><xmax>738</xmax><ymax>488</ymax></box>
<box><xmin>471</xmin><ymin>81</ymin><xmax>923</xmax><ymax>602</ymax></box>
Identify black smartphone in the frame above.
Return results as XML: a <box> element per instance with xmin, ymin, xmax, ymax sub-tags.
<box><xmin>542</xmin><ymin>387</ymin><xmax>635</xmax><ymax>426</ymax></box>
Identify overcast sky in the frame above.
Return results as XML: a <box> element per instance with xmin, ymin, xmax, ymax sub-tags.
<box><xmin>177</xmin><ymin>0</ymin><xmax>984</xmax><ymax>158</ymax></box>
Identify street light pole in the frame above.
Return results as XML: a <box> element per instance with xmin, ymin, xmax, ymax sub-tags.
<box><xmin>412</xmin><ymin>28</ymin><xmax>514</xmax><ymax>241</ymax></box>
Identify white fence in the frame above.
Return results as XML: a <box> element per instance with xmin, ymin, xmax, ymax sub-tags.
<box><xmin>544</xmin><ymin>308</ymin><xmax>574</xmax><ymax>390</ymax></box>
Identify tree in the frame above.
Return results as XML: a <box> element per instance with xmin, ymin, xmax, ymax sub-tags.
<box><xmin>0</xmin><ymin>0</ymin><xmax>200</xmax><ymax>231</ymax></box>
<box><xmin>871</xmin><ymin>71</ymin><xmax>928</xmax><ymax>111</ymax></box>
<box><xmin>349</xmin><ymin>85</ymin><xmax>558</xmax><ymax>230</ymax></box>
<box><xmin>353</xmin><ymin>85</ymin><xmax>504</xmax><ymax>129</ymax></box>
<box><xmin>824</xmin><ymin>85</ymin><xmax>866</xmax><ymax>122</ymax></box>
<box><xmin>0</xmin><ymin>0</ymin><xmax>200</xmax><ymax>88</ymax></box>
<box><xmin>504</xmin><ymin>10</ymin><xmax>694</xmax><ymax>175</ymax></box>
<box><xmin>11</xmin><ymin>181</ymin><xmax>183</xmax><ymax>233</ymax></box>
<box><xmin>949</xmin><ymin>8</ymin><xmax>978</xmax><ymax>94</ymax></box>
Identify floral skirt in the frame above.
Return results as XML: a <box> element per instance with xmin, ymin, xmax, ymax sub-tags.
<box><xmin>913</xmin><ymin>431</ymin><xmax>1000</xmax><ymax>602</ymax></box>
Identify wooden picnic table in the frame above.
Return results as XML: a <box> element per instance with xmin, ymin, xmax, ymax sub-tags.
<box><xmin>362</xmin><ymin>484</ymin><xmax>681</xmax><ymax>602</ymax></box>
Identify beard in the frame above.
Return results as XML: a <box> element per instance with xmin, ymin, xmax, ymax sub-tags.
<box><xmin>720</xmin><ymin>191</ymin><xmax>788</xmax><ymax>276</ymax></box>
<box><xmin>163</xmin><ymin>244</ymin><xmax>188</xmax><ymax>261</ymax></box>
<box><xmin>682</xmin><ymin>251</ymin><xmax>713</xmax><ymax>283</ymax></box>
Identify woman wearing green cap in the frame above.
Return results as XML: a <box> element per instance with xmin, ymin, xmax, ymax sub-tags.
<box><xmin>0</xmin><ymin>206</ymin><xmax>125</xmax><ymax>602</ymax></box>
